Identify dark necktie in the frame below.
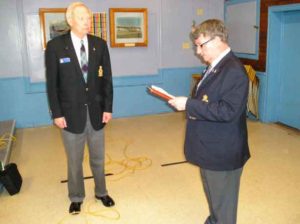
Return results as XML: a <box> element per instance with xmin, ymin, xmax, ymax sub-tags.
<box><xmin>80</xmin><ymin>40</ymin><xmax>88</xmax><ymax>82</ymax></box>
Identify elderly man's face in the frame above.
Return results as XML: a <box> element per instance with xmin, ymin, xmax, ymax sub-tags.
<box><xmin>69</xmin><ymin>6</ymin><xmax>91</xmax><ymax>38</ymax></box>
<box><xmin>194</xmin><ymin>34</ymin><xmax>216</xmax><ymax>64</ymax></box>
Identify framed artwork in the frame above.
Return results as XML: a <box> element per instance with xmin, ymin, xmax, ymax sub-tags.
<box><xmin>109</xmin><ymin>8</ymin><xmax>148</xmax><ymax>48</ymax></box>
<box><xmin>39</xmin><ymin>8</ymin><xmax>69</xmax><ymax>50</ymax></box>
<box><xmin>91</xmin><ymin>12</ymin><xmax>108</xmax><ymax>41</ymax></box>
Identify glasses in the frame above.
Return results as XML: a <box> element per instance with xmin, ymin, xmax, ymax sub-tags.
<box><xmin>196</xmin><ymin>37</ymin><xmax>214</xmax><ymax>48</ymax></box>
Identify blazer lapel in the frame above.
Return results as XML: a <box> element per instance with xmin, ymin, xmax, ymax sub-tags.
<box><xmin>195</xmin><ymin>67</ymin><xmax>217</xmax><ymax>97</ymax></box>
<box><xmin>63</xmin><ymin>33</ymin><xmax>85</xmax><ymax>81</ymax></box>
<box><xmin>199</xmin><ymin>67</ymin><xmax>218</xmax><ymax>89</ymax></box>
<box><xmin>195</xmin><ymin>51</ymin><xmax>234</xmax><ymax>97</ymax></box>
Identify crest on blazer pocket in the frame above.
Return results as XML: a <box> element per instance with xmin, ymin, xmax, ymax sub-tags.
<box><xmin>98</xmin><ymin>65</ymin><xmax>103</xmax><ymax>77</ymax></box>
<box><xmin>98</xmin><ymin>66</ymin><xmax>103</xmax><ymax>77</ymax></box>
<box><xmin>202</xmin><ymin>94</ymin><xmax>209</xmax><ymax>103</ymax></box>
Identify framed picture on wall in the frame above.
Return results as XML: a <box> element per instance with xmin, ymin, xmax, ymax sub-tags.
<box><xmin>109</xmin><ymin>8</ymin><xmax>148</xmax><ymax>48</ymax></box>
<box><xmin>39</xmin><ymin>8</ymin><xmax>69</xmax><ymax>50</ymax></box>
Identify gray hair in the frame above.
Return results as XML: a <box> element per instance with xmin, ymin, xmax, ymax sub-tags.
<box><xmin>191</xmin><ymin>19</ymin><xmax>228</xmax><ymax>43</ymax></box>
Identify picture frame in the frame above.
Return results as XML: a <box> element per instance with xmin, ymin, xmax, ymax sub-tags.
<box><xmin>39</xmin><ymin>8</ymin><xmax>69</xmax><ymax>50</ymax></box>
<box><xmin>109</xmin><ymin>8</ymin><xmax>148</xmax><ymax>48</ymax></box>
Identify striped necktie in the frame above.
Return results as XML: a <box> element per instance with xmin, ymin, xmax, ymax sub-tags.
<box><xmin>80</xmin><ymin>40</ymin><xmax>88</xmax><ymax>82</ymax></box>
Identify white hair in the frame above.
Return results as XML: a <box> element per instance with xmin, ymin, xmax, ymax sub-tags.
<box><xmin>66</xmin><ymin>2</ymin><xmax>92</xmax><ymax>24</ymax></box>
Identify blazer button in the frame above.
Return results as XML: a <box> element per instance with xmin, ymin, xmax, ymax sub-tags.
<box><xmin>84</xmin><ymin>104</ymin><xmax>87</xmax><ymax>106</ymax></box>
<box><xmin>85</xmin><ymin>88</ymin><xmax>88</xmax><ymax>91</ymax></box>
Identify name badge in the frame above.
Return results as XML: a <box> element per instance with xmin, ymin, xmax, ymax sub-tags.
<box><xmin>59</xmin><ymin>57</ymin><xmax>71</xmax><ymax>64</ymax></box>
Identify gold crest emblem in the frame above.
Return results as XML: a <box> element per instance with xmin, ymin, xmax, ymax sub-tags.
<box><xmin>98</xmin><ymin>66</ymin><xmax>103</xmax><ymax>77</ymax></box>
<box><xmin>202</xmin><ymin>94</ymin><xmax>209</xmax><ymax>103</ymax></box>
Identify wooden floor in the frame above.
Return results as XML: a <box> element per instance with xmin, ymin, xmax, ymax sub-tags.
<box><xmin>1</xmin><ymin>112</ymin><xmax>300</xmax><ymax>224</ymax></box>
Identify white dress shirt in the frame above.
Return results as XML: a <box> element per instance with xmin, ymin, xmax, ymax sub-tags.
<box><xmin>70</xmin><ymin>31</ymin><xmax>89</xmax><ymax>63</ymax></box>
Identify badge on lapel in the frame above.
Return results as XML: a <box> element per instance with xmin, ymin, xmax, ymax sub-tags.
<box><xmin>202</xmin><ymin>94</ymin><xmax>209</xmax><ymax>103</ymax></box>
<box><xmin>98</xmin><ymin>66</ymin><xmax>103</xmax><ymax>77</ymax></box>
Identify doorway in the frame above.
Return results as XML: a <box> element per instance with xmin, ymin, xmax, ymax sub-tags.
<box><xmin>267</xmin><ymin>5</ymin><xmax>300</xmax><ymax>129</ymax></box>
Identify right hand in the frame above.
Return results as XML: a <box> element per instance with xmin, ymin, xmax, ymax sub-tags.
<box><xmin>54</xmin><ymin>117</ymin><xmax>67</xmax><ymax>129</ymax></box>
<box><xmin>168</xmin><ymin>97</ymin><xmax>188</xmax><ymax>111</ymax></box>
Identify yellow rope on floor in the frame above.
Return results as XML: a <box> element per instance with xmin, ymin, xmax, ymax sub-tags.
<box><xmin>58</xmin><ymin>141</ymin><xmax>151</xmax><ymax>223</ymax></box>
<box><xmin>105</xmin><ymin>141</ymin><xmax>152</xmax><ymax>181</ymax></box>
<box><xmin>85</xmin><ymin>200</ymin><xmax>120</xmax><ymax>220</ymax></box>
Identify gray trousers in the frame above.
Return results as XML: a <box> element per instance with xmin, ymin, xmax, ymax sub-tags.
<box><xmin>200</xmin><ymin>167</ymin><xmax>243</xmax><ymax>224</ymax></box>
<box><xmin>61</xmin><ymin>111</ymin><xmax>107</xmax><ymax>202</ymax></box>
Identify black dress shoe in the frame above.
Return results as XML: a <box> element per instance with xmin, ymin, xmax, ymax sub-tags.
<box><xmin>69</xmin><ymin>202</ymin><xmax>82</xmax><ymax>215</ymax></box>
<box><xmin>95</xmin><ymin>195</ymin><xmax>115</xmax><ymax>207</ymax></box>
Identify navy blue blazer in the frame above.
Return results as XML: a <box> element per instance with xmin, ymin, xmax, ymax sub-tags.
<box><xmin>185</xmin><ymin>51</ymin><xmax>250</xmax><ymax>171</ymax></box>
<box><xmin>46</xmin><ymin>33</ymin><xmax>113</xmax><ymax>134</ymax></box>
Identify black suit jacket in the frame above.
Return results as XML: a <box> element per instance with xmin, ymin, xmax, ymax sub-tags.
<box><xmin>46</xmin><ymin>33</ymin><xmax>113</xmax><ymax>134</ymax></box>
<box><xmin>184</xmin><ymin>51</ymin><xmax>250</xmax><ymax>171</ymax></box>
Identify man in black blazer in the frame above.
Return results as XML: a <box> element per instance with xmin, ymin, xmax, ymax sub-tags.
<box><xmin>169</xmin><ymin>19</ymin><xmax>250</xmax><ymax>224</ymax></box>
<box><xmin>45</xmin><ymin>2</ymin><xmax>114</xmax><ymax>214</ymax></box>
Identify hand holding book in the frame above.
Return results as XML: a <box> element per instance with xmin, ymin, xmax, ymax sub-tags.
<box><xmin>147</xmin><ymin>85</ymin><xmax>187</xmax><ymax>111</ymax></box>
<box><xmin>147</xmin><ymin>85</ymin><xmax>175</xmax><ymax>101</ymax></box>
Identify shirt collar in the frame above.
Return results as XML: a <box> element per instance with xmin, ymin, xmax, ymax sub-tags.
<box><xmin>210</xmin><ymin>47</ymin><xmax>231</xmax><ymax>69</ymax></box>
<box><xmin>70</xmin><ymin>31</ymin><xmax>88</xmax><ymax>45</ymax></box>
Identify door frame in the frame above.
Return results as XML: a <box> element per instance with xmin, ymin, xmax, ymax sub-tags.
<box><xmin>265</xmin><ymin>4</ymin><xmax>300</xmax><ymax>122</ymax></box>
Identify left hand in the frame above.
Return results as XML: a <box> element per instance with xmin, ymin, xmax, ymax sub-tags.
<box><xmin>168</xmin><ymin>97</ymin><xmax>188</xmax><ymax>111</ymax></box>
<box><xmin>102</xmin><ymin>112</ymin><xmax>112</xmax><ymax>123</ymax></box>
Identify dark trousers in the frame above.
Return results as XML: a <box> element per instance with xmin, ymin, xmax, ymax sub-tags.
<box><xmin>200</xmin><ymin>167</ymin><xmax>243</xmax><ymax>224</ymax></box>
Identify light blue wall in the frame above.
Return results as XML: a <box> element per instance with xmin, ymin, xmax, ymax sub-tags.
<box><xmin>0</xmin><ymin>0</ymin><xmax>222</xmax><ymax>128</ymax></box>
<box><xmin>0</xmin><ymin>77</ymin><xmax>51</xmax><ymax>127</ymax></box>
<box><xmin>0</xmin><ymin>67</ymin><xmax>201</xmax><ymax>128</ymax></box>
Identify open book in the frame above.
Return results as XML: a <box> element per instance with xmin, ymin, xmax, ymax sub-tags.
<box><xmin>147</xmin><ymin>85</ymin><xmax>175</xmax><ymax>101</ymax></box>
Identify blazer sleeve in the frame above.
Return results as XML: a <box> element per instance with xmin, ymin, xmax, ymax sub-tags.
<box><xmin>101</xmin><ymin>41</ymin><xmax>113</xmax><ymax>112</ymax></box>
<box><xmin>186</xmin><ymin>65</ymin><xmax>249</xmax><ymax>122</ymax></box>
<box><xmin>45</xmin><ymin>41</ymin><xmax>62</xmax><ymax>119</ymax></box>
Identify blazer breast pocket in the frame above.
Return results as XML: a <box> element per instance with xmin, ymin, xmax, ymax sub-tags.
<box><xmin>58</xmin><ymin>57</ymin><xmax>72</xmax><ymax>71</ymax></box>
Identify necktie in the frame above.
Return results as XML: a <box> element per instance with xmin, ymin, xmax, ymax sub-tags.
<box><xmin>80</xmin><ymin>40</ymin><xmax>88</xmax><ymax>82</ymax></box>
<box><xmin>196</xmin><ymin>65</ymin><xmax>212</xmax><ymax>92</ymax></box>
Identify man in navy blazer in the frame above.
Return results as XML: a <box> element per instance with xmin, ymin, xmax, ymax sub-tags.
<box><xmin>169</xmin><ymin>19</ymin><xmax>250</xmax><ymax>224</ymax></box>
<box><xmin>46</xmin><ymin>2</ymin><xmax>114</xmax><ymax>214</ymax></box>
